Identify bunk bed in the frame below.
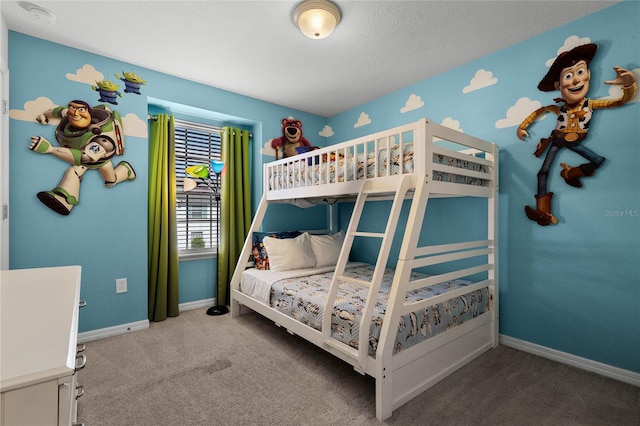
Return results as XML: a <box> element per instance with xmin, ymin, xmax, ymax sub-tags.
<box><xmin>229</xmin><ymin>118</ymin><xmax>499</xmax><ymax>421</ymax></box>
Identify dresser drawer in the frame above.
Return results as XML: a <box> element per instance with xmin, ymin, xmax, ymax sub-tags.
<box><xmin>1</xmin><ymin>266</ymin><xmax>83</xmax><ymax>426</ymax></box>
<box><xmin>1</xmin><ymin>379</ymin><xmax>60</xmax><ymax>425</ymax></box>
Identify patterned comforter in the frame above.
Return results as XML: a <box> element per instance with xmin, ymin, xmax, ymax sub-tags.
<box><xmin>268</xmin><ymin>144</ymin><xmax>489</xmax><ymax>191</ymax></box>
<box><xmin>243</xmin><ymin>264</ymin><xmax>490</xmax><ymax>357</ymax></box>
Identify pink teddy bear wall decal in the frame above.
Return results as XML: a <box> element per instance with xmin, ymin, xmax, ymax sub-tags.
<box><xmin>270</xmin><ymin>117</ymin><xmax>312</xmax><ymax>160</ymax></box>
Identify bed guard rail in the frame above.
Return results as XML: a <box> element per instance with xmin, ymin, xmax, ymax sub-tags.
<box><xmin>263</xmin><ymin>118</ymin><xmax>497</xmax><ymax>201</ymax></box>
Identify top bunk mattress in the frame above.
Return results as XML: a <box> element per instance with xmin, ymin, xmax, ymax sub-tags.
<box><xmin>268</xmin><ymin>143</ymin><xmax>490</xmax><ymax>191</ymax></box>
<box><xmin>241</xmin><ymin>263</ymin><xmax>490</xmax><ymax>357</ymax></box>
<box><xmin>264</xmin><ymin>118</ymin><xmax>497</xmax><ymax>201</ymax></box>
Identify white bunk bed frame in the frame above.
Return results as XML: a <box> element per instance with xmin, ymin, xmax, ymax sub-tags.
<box><xmin>230</xmin><ymin>118</ymin><xmax>499</xmax><ymax>421</ymax></box>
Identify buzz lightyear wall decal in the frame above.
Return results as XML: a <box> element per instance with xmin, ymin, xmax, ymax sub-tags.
<box><xmin>517</xmin><ymin>43</ymin><xmax>636</xmax><ymax>226</ymax></box>
<box><xmin>29</xmin><ymin>100</ymin><xmax>136</xmax><ymax>215</ymax></box>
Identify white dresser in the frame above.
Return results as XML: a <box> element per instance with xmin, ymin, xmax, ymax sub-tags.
<box><xmin>1</xmin><ymin>266</ymin><xmax>84</xmax><ymax>426</ymax></box>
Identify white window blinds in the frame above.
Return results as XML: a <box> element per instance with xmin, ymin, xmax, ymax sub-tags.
<box><xmin>174</xmin><ymin>119</ymin><xmax>222</xmax><ymax>257</ymax></box>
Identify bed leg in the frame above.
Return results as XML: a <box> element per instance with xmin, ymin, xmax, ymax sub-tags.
<box><xmin>230</xmin><ymin>298</ymin><xmax>241</xmax><ymax>317</ymax></box>
<box><xmin>376</xmin><ymin>373</ymin><xmax>393</xmax><ymax>421</ymax></box>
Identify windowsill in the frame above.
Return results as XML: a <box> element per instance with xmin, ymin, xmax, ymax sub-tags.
<box><xmin>179</xmin><ymin>250</ymin><xmax>218</xmax><ymax>262</ymax></box>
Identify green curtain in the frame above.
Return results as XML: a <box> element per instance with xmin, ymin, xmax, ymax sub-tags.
<box><xmin>148</xmin><ymin>114</ymin><xmax>180</xmax><ymax>321</ymax></box>
<box><xmin>217</xmin><ymin>127</ymin><xmax>251</xmax><ymax>306</ymax></box>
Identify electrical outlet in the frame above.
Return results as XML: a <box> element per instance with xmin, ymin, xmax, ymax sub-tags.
<box><xmin>116</xmin><ymin>278</ymin><xmax>128</xmax><ymax>293</ymax></box>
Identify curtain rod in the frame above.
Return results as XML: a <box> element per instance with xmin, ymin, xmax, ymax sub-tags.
<box><xmin>147</xmin><ymin>115</ymin><xmax>252</xmax><ymax>138</ymax></box>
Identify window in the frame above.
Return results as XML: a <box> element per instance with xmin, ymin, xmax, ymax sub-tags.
<box><xmin>175</xmin><ymin>119</ymin><xmax>222</xmax><ymax>258</ymax></box>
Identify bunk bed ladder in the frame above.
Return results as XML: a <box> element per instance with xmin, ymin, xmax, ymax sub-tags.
<box><xmin>322</xmin><ymin>175</ymin><xmax>415</xmax><ymax>369</ymax></box>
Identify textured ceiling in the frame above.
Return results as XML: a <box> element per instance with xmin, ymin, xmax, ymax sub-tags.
<box><xmin>1</xmin><ymin>1</ymin><xmax>618</xmax><ymax>117</ymax></box>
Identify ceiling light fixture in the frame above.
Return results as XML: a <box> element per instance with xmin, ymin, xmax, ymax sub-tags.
<box><xmin>293</xmin><ymin>0</ymin><xmax>341</xmax><ymax>40</ymax></box>
<box><xmin>19</xmin><ymin>2</ymin><xmax>57</xmax><ymax>24</ymax></box>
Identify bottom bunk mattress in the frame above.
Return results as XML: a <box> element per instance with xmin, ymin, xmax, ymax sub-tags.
<box><xmin>241</xmin><ymin>263</ymin><xmax>490</xmax><ymax>357</ymax></box>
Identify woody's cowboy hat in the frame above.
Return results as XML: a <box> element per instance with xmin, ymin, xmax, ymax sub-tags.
<box><xmin>538</xmin><ymin>43</ymin><xmax>598</xmax><ymax>92</ymax></box>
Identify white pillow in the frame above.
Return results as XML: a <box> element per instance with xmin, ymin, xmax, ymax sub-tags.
<box><xmin>309</xmin><ymin>231</ymin><xmax>344</xmax><ymax>267</ymax></box>
<box><xmin>262</xmin><ymin>232</ymin><xmax>316</xmax><ymax>271</ymax></box>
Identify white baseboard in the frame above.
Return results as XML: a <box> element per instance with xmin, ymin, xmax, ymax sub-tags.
<box><xmin>179</xmin><ymin>298</ymin><xmax>215</xmax><ymax>312</ymax></box>
<box><xmin>78</xmin><ymin>320</ymin><xmax>149</xmax><ymax>343</ymax></box>
<box><xmin>500</xmin><ymin>334</ymin><xmax>640</xmax><ymax>387</ymax></box>
<box><xmin>77</xmin><ymin>298</ymin><xmax>216</xmax><ymax>342</ymax></box>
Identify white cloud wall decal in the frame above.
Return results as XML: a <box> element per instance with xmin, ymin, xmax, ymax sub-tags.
<box><xmin>9</xmin><ymin>97</ymin><xmax>59</xmax><ymax>124</ymax></box>
<box><xmin>400</xmin><ymin>94</ymin><xmax>424</xmax><ymax>113</ymax></box>
<box><xmin>66</xmin><ymin>64</ymin><xmax>104</xmax><ymax>84</ymax></box>
<box><xmin>441</xmin><ymin>117</ymin><xmax>464</xmax><ymax>133</ymax></box>
<box><xmin>546</xmin><ymin>35</ymin><xmax>592</xmax><ymax>67</ymax></box>
<box><xmin>319</xmin><ymin>125</ymin><xmax>334</xmax><ymax>137</ymax></box>
<box><xmin>121</xmin><ymin>113</ymin><xmax>147</xmax><ymax>138</ymax></box>
<box><xmin>463</xmin><ymin>69</ymin><xmax>498</xmax><ymax>93</ymax></box>
<box><xmin>261</xmin><ymin>141</ymin><xmax>278</xmax><ymax>157</ymax></box>
<box><xmin>354</xmin><ymin>112</ymin><xmax>371</xmax><ymax>128</ymax></box>
<box><xmin>496</xmin><ymin>97</ymin><xmax>543</xmax><ymax>129</ymax></box>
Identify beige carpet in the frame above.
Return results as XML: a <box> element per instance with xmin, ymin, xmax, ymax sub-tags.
<box><xmin>77</xmin><ymin>308</ymin><xmax>639</xmax><ymax>425</ymax></box>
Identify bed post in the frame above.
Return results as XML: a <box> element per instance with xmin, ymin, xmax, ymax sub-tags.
<box><xmin>489</xmin><ymin>145</ymin><xmax>499</xmax><ymax>347</ymax></box>
<box><xmin>375</xmin><ymin>174</ymin><xmax>430</xmax><ymax>421</ymax></box>
<box><xmin>230</xmin><ymin>195</ymin><xmax>269</xmax><ymax>317</ymax></box>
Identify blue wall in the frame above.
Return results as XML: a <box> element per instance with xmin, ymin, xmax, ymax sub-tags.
<box><xmin>8</xmin><ymin>2</ymin><xmax>639</xmax><ymax>374</ymax></box>
<box><xmin>326</xmin><ymin>2</ymin><xmax>639</xmax><ymax>373</ymax></box>
<box><xmin>8</xmin><ymin>32</ymin><xmax>327</xmax><ymax>332</ymax></box>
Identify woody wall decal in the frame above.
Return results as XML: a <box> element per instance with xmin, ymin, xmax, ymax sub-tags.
<box><xmin>516</xmin><ymin>43</ymin><xmax>636</xmax><ymax>226</ymax></box>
